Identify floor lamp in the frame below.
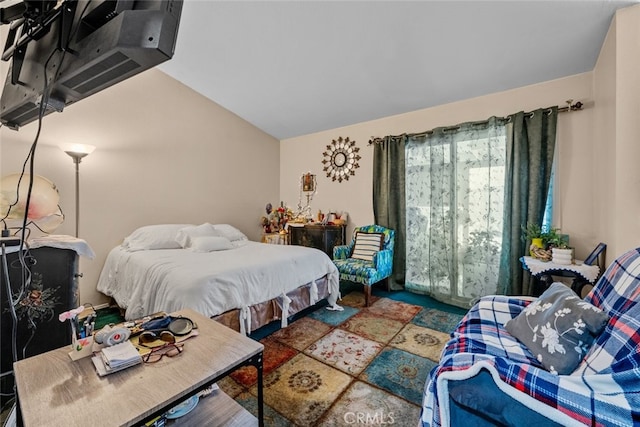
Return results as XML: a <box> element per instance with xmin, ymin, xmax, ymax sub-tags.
<box><xmin>60</xmin><ymin>144</ymin><xmax>95</xmax><ymax>237</ymax></box>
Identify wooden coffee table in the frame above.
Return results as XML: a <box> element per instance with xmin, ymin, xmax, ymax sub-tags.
<box><xmin>13</xmin><ymin>308</ymin><xmax>264</xmax><ymax>427</ymax></box>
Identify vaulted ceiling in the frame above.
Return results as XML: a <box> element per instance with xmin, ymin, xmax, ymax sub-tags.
<box><xmin>157</xmin><ymin>1</ymin><xmax>638</xmax><ymax>140</ymax></box>
<box><xmin>3</xmin><ymin>0</ymin><xmax>623</xmax><ymax>143</ymax></box>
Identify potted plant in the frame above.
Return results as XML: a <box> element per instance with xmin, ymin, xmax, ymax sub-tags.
<box><xmin>542</xmin><ymin>227</ymin><xmax>568</xmax><ymax>248</ymax></box>
<box><xmin>521</xmin><ymin>222</ymin><xmax>547</xmax><ymax>258</ymax></box>
<box><xmin>544</xmin><ymin>228</ymin><xmax>573</xmax><ymax>264</ymax></box>
<box><xmin>521</xmin><ymin>222</ymin><xmax>543</xmax><ymax>242</ymax></box>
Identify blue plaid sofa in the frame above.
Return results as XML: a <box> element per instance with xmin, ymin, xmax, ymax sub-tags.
<box><xmin>332</xmin><ymin>225</ymin><xmax>394</xmax><ymax>306</ymax></box>
<box><xmin>421</xmin><ymin>247</ymin><xmax>640</xmax><ymax>427</ymax></box>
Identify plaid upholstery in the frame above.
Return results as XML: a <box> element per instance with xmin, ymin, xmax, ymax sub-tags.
<box><xmin>421</xmin><ymin>247</ymin><xmax>640</xmax><ymax>427</ymax></box>
<box><xmin>332</xmin><ymin>225</ymin><xmax>394</xmax><ymax>286</ymax></box>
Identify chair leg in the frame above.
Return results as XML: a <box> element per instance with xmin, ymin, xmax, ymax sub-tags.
<box><xmin>364</xmin><ymin>285</ymin><xmax>371</xmax><ymax>307</ymax></box>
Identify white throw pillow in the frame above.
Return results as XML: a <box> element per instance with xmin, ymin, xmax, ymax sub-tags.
<box><xmin>351</xmin><ymin>232</ymin><xmax>383</xmax><ymax>262</ymax></box>
<box><xmin>122</xmin><ymin>224</ymin><xmax>193</xmax><ymax>251</ymax></box>
<box><xmin>189</xmin><ymin>236</ymin><xmax>234</xmax><ymax>252</ymax></box>
<box><xmin>212</xmin><ymin>224</ymin><xmax>248</xmax><ymax>242</ymax></box>
<box><xmin>175</xmin><ymin>223</ymin><xmax>220</xmax><ymax>248</ymax></box>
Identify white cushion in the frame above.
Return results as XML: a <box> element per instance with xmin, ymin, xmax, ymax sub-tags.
<box><xmin>212</xmin><ymin>224</ymin><xmax>248</xmax><ymax>242</ymax></box>
<box><xmin>189</xmin><ymin>236</ymin><xmax>234</xmax><ymax>252</ymax></box>
<box><xmin>122</xmin><ymin>224</ymin><xmax>193</xmax><ymax>251</ymax></box>
<box><xmin>351</xmin><ymin>232</ymin><xmax>383</xmax><ymax>262</ymax></box>
<box><xmin>175</xmin><ymin>223</ymin><xmax>220</xmax><ymax>248</ymax></box>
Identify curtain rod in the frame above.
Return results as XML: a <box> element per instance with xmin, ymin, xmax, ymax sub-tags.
<box><xmin>368</xmin><ymin>100</ymin><xmax>584</xmax><ymax>145</ymax></box>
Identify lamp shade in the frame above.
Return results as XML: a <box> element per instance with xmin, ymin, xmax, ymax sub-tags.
<box><xmin>59</xmin><ymin>143</ymin><xmax>95</xmax><ymax>156</ymax></box>
<box><xmin>0</xmin><ymin>174</ymin><xmax>64</xmax><ymax>232</ymax></box>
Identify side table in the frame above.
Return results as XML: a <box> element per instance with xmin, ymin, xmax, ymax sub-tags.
<box><xmin>520</xmin><ymin>256</ymin><xmax>600</xmax><ymax>297</ymax></box>
<box><xmin>261</xmin><ymin>233</ymin><xmax>289</xmax><ymax>245</ymax></box>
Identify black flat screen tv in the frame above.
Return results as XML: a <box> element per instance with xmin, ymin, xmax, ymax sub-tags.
<box><xmin>0</xmin><ymin>0</ymin><xmax>183</xmax><ymax>129</ymax></box>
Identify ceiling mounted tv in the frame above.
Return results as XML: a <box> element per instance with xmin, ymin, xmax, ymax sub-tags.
<box><xmin>0</xmin><ymin>0</ymin><xmax>183</xmax><ymax>130</ymax></box>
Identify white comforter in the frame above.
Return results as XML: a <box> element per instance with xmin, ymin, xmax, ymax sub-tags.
<box><xmin>97</xmin><ymin>242</ymin><xmax>340</xmax><ymax>321</ymax></box>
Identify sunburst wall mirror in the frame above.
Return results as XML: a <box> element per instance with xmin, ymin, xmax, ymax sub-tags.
<box><xmin>321</xmin><ymin>136</ymin><xmax>361</xmax><ymax>182</ymax></box>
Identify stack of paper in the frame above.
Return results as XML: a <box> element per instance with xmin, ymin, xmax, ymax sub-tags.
<box><xmin>92</xmin><ymin>341</ymin><xmax>142</xmax><ymax>376</ymax></box>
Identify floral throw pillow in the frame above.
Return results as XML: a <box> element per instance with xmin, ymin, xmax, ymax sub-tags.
<box><xmin>505</xmin><ymin>282</ymin><xmax>609</xmax><ymax>375</ymax></box>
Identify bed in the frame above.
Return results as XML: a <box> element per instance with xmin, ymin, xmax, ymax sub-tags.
<box><xmin>96</xmin><ymin>223</ymin><xmax>341</xmax><ymax>334</ymax></box>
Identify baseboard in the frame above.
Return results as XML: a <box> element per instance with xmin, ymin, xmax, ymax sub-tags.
<box><xmin>93</xmin><ymin>303</ymin><xmax>111</xmax><ymax>311</ymax></box>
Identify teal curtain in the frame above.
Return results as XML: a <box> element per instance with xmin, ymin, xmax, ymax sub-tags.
<box><xmin>373</xmin><ymin>136</ymin><xmax>406</xmax><ymax>290</ymax></box>
<box><xmin>404</xmin><ymin>118</ymin><xmax>506</xmax><ymax>308</ymax></box>
<box><xmin>499</xmin><ymin>107</ymin><xmax>558</xmax><ymax>296</ymax></box>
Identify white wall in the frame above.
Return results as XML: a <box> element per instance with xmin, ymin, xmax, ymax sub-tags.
<box><xmin>592</xmin><ymin>4</ymin><xmax>640</xmax><ymax>261</ymax></box>
<box><xmin>280</xmin><ymin>73</ymin><xmax>599</xmax><ymax>258</ymax></box>
<box><xmin>1</xmin><ymin>69</ymin><xmax>280</xmax><ymax>306</ymax></box>
<box><xmin>612</xmin><ymin>5</ymin><xmax>640</xmax><ymax>257</ymax></box>
<box><xmin>592</xmin><ymin>9</ymin><xmax>618</xmax><ymax>263</ymax></box>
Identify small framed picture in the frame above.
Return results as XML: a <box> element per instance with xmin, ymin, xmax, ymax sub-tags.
<box><xmin>584</xmin><ymin>243</ymin><xmax>606</xmax><ymax>266</ymax></box>
<box><xmin>302</xmin><ymin>173</ymin><xmax>316</xmax><ymax>192</ymax></box>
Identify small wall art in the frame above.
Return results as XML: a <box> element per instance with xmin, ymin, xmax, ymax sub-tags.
<box><xmin>321</xmin><ymin>136</ymin><xmax>361</xmax><ymax>182</ymax></box>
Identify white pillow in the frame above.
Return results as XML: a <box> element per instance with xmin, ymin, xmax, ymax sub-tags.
<box><xmin>212</xmin><ymin>224</ymin><xmax>248</xmax><ymax>242</ymax></box>
<box><xmin>122</xmin><ymin>224</ymin><xmax>193</xmax><ymax>251</ymax></box>
<box><xmin>175</xmin><ymin>223</ymin><xmax>220</xmax><ymax>248</ymax></box>
<box><xmin>231</xmin><ymin>239</ymin><xmax>248</xmax><ymax>248</ymax></box>
<box><xmin>189</xmin><ymin>236</ymin><xmax>234</xmax><ymax>252</ymax></box>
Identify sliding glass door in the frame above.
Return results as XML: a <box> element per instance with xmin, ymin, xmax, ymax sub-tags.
<box><xmin>405</xmin><ymin>119</ymin><xmax>506</xmax><ymax>308</ymax></box>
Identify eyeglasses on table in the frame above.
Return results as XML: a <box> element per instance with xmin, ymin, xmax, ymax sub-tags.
<box><xmin>142</xmin><ymin>342</ymin><xmax>184</xmax><ymax>363</ymax></box>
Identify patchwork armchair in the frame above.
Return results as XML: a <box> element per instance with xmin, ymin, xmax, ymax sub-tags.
<box><xmin>332</xmin><ymin>225</ymin><xmax>395</xmax><ymax>307</ymax></box>
<box><xmin>421</xmin><ymin>247</ymin><xmax>640</xmax><ymax>427</ymax></box>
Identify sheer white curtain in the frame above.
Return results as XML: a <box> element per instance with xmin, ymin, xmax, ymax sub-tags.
<box><xmin>405</xmin><ymin>118</ymin><xmax>506</xmax><ymax>308</ymax></box>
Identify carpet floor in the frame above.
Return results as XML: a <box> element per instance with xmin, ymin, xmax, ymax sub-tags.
<box><xmin>217</xmin><ymin>288</ymin><xmax>466</xmax><ymax>427</ymax></box>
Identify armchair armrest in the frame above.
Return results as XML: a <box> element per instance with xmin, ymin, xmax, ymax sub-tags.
<box><xmin>372</xmin><ymin>249</ymin><xmax>393</xmax><ymax>275</ymax></box>
<box><xmin>333</xmin><ymin>244</ymin><xmax>351</xmax><ymax>260</ymax></box>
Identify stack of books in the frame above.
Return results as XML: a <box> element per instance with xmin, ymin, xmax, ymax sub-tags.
<box><xmin>92</xmin><ymin>341</ymin><xmax>142</xmax><ymax>376</ymax></box>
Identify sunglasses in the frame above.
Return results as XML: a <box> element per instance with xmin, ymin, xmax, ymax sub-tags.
<box><xmin>139</xmin><ymin>316</ymin><xmax>195</xmax><ymax>336</ymax></box>
<box><xmin>138</xmin><ymin>330</ymin><xmax>176</xmax><ymax>348</ymax></box>
<box><xmin>142</xmin><ymin>342</ymin><xmax>184</xmax><ymax>364</ymax></box>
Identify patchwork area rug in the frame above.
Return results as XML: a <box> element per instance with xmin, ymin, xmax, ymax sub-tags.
<box><xmin>218</xmin><ymin>291</ymin><xmax>466</xmax><ymax>427</ymax></box>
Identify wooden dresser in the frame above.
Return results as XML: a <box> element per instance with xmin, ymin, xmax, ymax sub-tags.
<box><xmin>289</xmin><ymin>224</ymin><xmax>346</xmax><ymax>257</ymax></box>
